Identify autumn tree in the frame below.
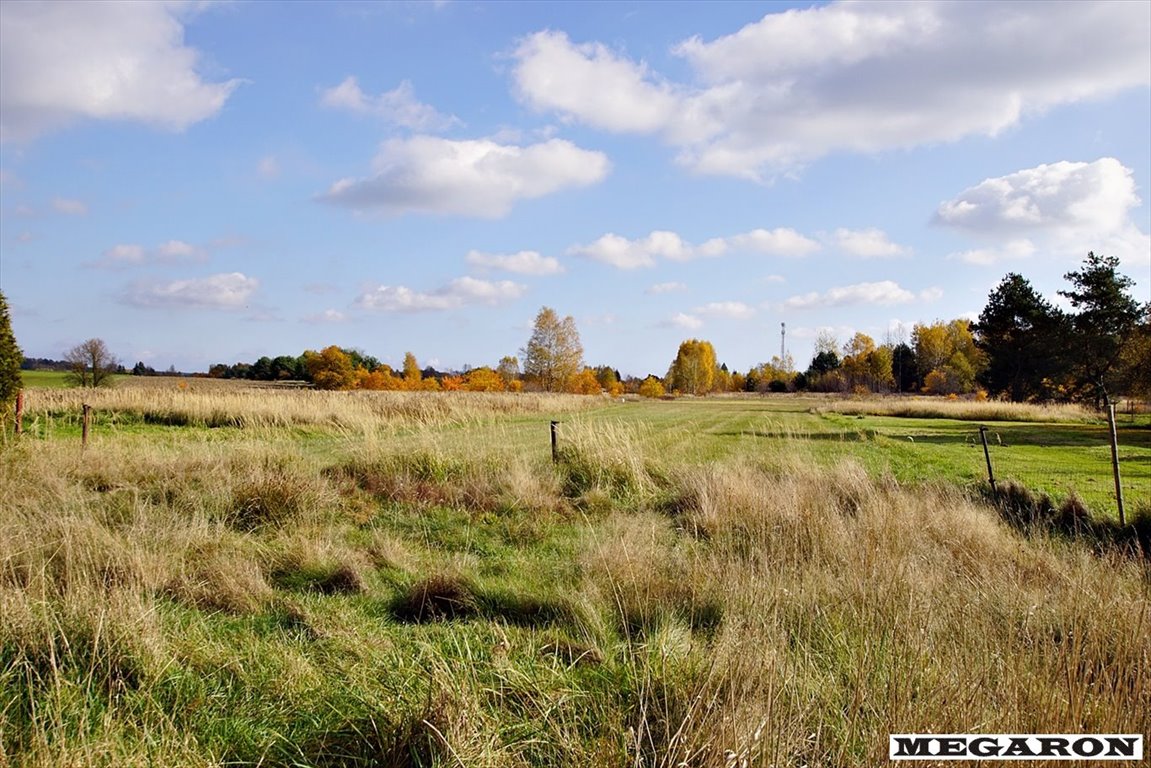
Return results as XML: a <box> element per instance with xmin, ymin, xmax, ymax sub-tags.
<box><xmin>637</xmin><ymin>375</ymin><xmax>665</xmax><ymax>398</ymax></box>
<box><xmin>913</xmin><ymin>320</ymin><xmax>984</xmax><ymax>395</ymax></box>
<box><xmin>667</xmin><ymin>339</ymin><xmax>717</xmax><ymax>395</ymax></box>
<box><xmin>64</xmin><ymin>338</ymin><xmax>118</xmax><ymax>388</ymax></box>
<box><xmin>1059</xmin><ymin>252</ymin><xmax>1144</xmax><ymax>407</ymax></box>
<box><xmin>402</xmin><ymin>352</ymin><xmax>422</xmax><ymax>387</ymax></box>
<box><xmin>0</xmin><ymin>292</ymin><xmax>22</xmax><ymax>411</ymax></box>
<box><xmin>303</xmin><ymin>345</ymin><xmax>356</xmax><ymax>390</ymax></box>
<box><xmin>522</xmin><ymin>307</ymin><xmax>583</xmax><ymax>392</ymax></box>
<box><xmin>496</xmin><ymin>356</ymin><xmax>520</xmax><ymax>386</ymax></box>
<box><xmin>463</xmin><ymin>367</ymin><xmax>505</xmax><ymax>392</ymax></box>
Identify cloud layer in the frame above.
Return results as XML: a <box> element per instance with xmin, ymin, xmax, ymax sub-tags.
<box><xmin>320</xmin><ymin>77</ymin><xmax>460</xmax><ymax>132</ymax></box>
<box><xmin>321</xmin><ymin>136</ymin><xmax>609</xmax><ymax>217</ymax></box>
<box><xmin>511</xmin><ymin>4</ymin><xmax>1150</xmax><ymax>178</ymax></box>
<box><xmin>0</xmin><ymin>2</ymin><xmax>238</xmax><ymax>141</ymax></box>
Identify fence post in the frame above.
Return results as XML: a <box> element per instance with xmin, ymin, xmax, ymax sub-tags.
<box><xmin>1107</xmin><ymin>403</ymin><xmax>1125</xmax><ymax>526</ymax></box>
<box><xmin>14</xmin><ymin>390</ymin><xmax>23</xmax><ymax>435</ymax></box>
<box><xmin>979</xmin><ymin>426</ymin><xmax>997</xmax><ymax>498</ymax></box>
<box><xmin>550</xmin><ymin>420</ymin><xmax>559</xmax><ymax>464</ymax></box>
<box><xmin>82</xmin><ymin>403</ymin><xmax>91</xmax><ymax>448</ymax></box>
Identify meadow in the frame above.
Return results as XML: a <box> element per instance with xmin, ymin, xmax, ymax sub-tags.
<box><xmin>2</xmin><ymin>379</ymin><xmax>1149</xmax><ymax>767</ymax></box>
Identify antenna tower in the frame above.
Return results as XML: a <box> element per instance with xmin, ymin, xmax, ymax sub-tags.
<box><xmin>780</xmin><ymin>322</ymin><xmax>786</xmax><ymax>362</ymax></box>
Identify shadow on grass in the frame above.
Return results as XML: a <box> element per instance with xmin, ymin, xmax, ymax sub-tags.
<box><xmin>984</xmin><ymin>479</ymin><xmax>1151</xmax><ymax>560</ymax></box>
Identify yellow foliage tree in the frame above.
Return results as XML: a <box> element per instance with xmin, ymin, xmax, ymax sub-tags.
<box><xmin>303</xmin><ymin>346</ymin><xmax>356</xmax><ymax>390</ymax></box>
<box><xmin>568</xmin><ymin>368</ymin><xmax>601</xmax><ymax>395</ymax></box>
<box><xmin>463</xmin><ymin>367</ymin><xmax>505</xmax><ymax>392</ymax></box>
<box><xmin>637</xmin><ymin>376</ymin><xmax>666</xmax><ymax>398</ymax></box>
<box><xmin>667</xmin><ymin>339</ymin><xmax>717</xmax><ymax>395</ymax></box>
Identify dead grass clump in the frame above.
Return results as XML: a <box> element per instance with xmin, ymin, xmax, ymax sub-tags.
<box><xmin>556</xmin><ymin>419</ymin><xmax>656</xmax><ymax>502</ymax></box>
<box><xmin>267</xmin><ymin>539</ymin><xmax>370</xmax><ymax>596</ymax></box>
<box><xmin>390</xmin><ymin>573</ymin><xmax>480</xmax><ymax>622</ymax></box>
<box><xmin>228</xmin><ymin>454</ymin><xmax>331</xmax><ymax>531</ymax></box>
<box><xmin>584</xmin><ymin>513</ymin><xmax>722</xmax><ymax>638</ymax></box>
<box><xmin>163</xmin><ymin>539</ymin><xmax>274</xmax><ymax>614</ymax></box>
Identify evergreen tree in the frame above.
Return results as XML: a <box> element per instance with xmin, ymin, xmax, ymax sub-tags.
<box><xmin>0</xmin><ymin>291</ymin><xmax>23</xmax><ymax>408</ymax></box>
<box><xmin>973</xmin><ymin>273</ymin><xmax>1067</xmax><ymax>401</ymax></box>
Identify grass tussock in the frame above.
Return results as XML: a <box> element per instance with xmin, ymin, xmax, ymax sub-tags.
<box><xmin>818</xmin><ymin>396</ymin><xmax>1100</xmax><ymax>423</ymax></box>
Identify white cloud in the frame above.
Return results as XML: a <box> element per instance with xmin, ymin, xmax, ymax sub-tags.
<box><xmin>572</xmin><ymin>226</ymin><xmax>820</xmax><ymax>269</ymax></box>
<box><xmin>320</xmin><ymin>76</ymin><xmax>460</xmax><ymax>132</ymax></box>
<box><xmin>320</xmin><ymin>136</ymin><xmax>609</xmax><ymax>218</ymax></box>
<box><xmin>646</xmin><ymin>281</ymin><xmax>687</xmax><ymax>295</ymax></box>
<box><xmin>0</xmin><ymin>1</ymin><xmax>239</xmax><ymax>142</ymax></box>
<box><xmin>51</xmin><ymin>197</ymin><xmax>87</xmax><ymax>216</ymax></box>
<box><xmin>355</xmin><ymin>276</ymin><xmax>526</xmax><ymax>312</ymax></box>
<box><xmin>122</xmin><ymin>272</ymin><xmax>259</xmax><ymax>309</ymax></box>
<box><xmin>949</xmin><ymin>239</ymin><xmax>1037</xmax><ymax>266</ymax></box>
<box><xmin>664</xmin><ymin>312</ymin><xmax>703</xmax><ymax>330</ymax></box>
<box><xmin>510</xmin><ymin>4</ymin><xmax>1150</xmax><ymax>179</ymax></box>
<box><xmin>511</xmin><ymin>31</ymin><xmax>681</xmax><ymax>134</ymax></box>
<box><xmin>568</xmin><ymin>230</ymin><xmax>691</xmax><ymax>269</ymax></box>
<box><xmin>695</xmin><ymin>301</ymin><xmax>755</xmax><ymax>320</ymax></box>
<box><xmin>830</xmin><ymin>227</ymin><xmax>909</xmax><ymax>258</ymax></box>
<box><xmin>783</xmin><ymin>280</ymin><xmax>932</xmax><ymax>310</ymax></box>
<box><xmin>89</xmin><ymin>239</ymin><xmax>206</xmax><ymax>269</ymax></box>
<box><xmin>465</xmin><ymin>249</ymin><xmax>563</xmax><ymax>275</ymax></box>
<box><xmin>937</xmin><ymin>158</ymin><xmax>1150</xmax><ymax>267</ymax></box>
<box><xmin>728</xmin><ymin>227</ymin><xmax>821</xmax><ymax>256</ymax></box>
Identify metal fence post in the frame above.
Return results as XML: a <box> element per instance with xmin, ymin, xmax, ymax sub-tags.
<box><xmin>1107</xmin><ymin>403</ymin><xmax>1125</xmax><ymax>526</ymax></box>
<box><xmin>979</xmin><ymin>426</ymin><xmax>996</xmax><ymax>498</ymax></box>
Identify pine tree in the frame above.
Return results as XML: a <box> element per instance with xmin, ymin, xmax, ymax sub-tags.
<box><xmin>0</xmin><ymin>291</ymin><xmax>25</xmax><ymax>408</ymax></box>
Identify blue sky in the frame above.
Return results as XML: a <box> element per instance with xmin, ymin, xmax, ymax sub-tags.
<box><xmin>2</xmin><ymin>0</ymin><xmax>1149</xmax><ymax>378</ymax></box>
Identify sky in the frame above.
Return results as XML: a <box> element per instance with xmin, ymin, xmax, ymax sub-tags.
<box><xmin>1</xmin><ymin>0</ymin><xmax>1149</xmax><ymax>378</ymax></box>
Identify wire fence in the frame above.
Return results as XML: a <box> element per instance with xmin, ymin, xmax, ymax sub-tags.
<box><xmin>969</xmin><ymin>414</ymin><xmax>1148</xmax><ymax>522</ymax></box>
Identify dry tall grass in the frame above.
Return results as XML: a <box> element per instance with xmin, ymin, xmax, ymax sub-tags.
<box><xmin>817</xmin><ymin>397</ymin><xmax>1100</xmax><ymax>423</ymax></box>
<box><xmin>2</xmin><ymin>390</ymin><xmax>1148</xmax><ymax>767</ymax></box>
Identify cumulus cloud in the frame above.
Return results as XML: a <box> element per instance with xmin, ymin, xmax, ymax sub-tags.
<box><xmin>727</xmin><ymin>228</ymin><xmax>821</xmax><ymax>256</ymax></box>
<box><xmin>937</xmin><ymin>158</ymin><xmax>1150</xmax><ymax>267</ymax></box>
<box><xmin>122</xmin><ymin>272</ymin><xmax>258</xmax><ymax>309</ymax></box>
<box><xmin>511</xmin><ymin>31</ymin><xmax>681</xmax><ymax>134</ymax></box>
<box><xmin>510</xmin><ymin>4</ymin><xmax>1149</xmax><ymax>179</ymax></box>
<box><xmin>320</xmin><ymin>136</ymin><xmax>609</xmax><ymax>218</ymax></box>
<box><xmin>568</xmin><ymin>230</ymin><xmax>691</xmax><ymax>269</ymax></box>
<box><xmin>694</xmin><ymin>301</ymin><xmax>755</xmax><ymax>320</ymax></box>
<box><xmin>830</xmin><ymin>227</ymin><xmax>909</xmax><ymax>258</ymax></box>
<box><xmin>355</xmin><ymin>276</ymin><xmax>526</xmax><ymax>312</ymax></box>
<box><xmin>646</xmin><ymin>281</ymin><xmax>687</xmax><ymax>294</ymax></box>
<box><xmin>663</xmin><ymin>312</ymin><xmax>703</xmax><ymax>330</ymax></box>
<box><xmin>320</xmin><ymin>76</ymin><xmax>460</xmax><ymax>132</ymax></box>
<box><xmin>0</xmin><ymin>1</ymin><xmax>239</xmax><ymax>142</ymax></box>
<box><xmin>465</xmin><ymin>249</ymin><xmax>563</xmax><ymax>275</ymax></box>
<box><xmin>571</xmin><ymin>226</ymin><xmax>819</xmax><ymax>269</ymax></box>
<box><xmin>783</xmin><ymin>280</ymin><xmax>939</xmax><ymax>310</ymax></box>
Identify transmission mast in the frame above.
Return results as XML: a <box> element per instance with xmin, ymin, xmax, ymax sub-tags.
<box><xmin>780</xmin><ymin>322</ymin><xmax>786</xmax><ymax>362</ymax></box>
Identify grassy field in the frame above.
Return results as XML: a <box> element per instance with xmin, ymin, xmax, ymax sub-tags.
<box><xmin>17</xmin><ymin>370</ymin><xmax>76</xmax><ymax>389</ymax></box>
<box><xmin>2</xmin><ymin>385</ymin><xmax>1149</xmax><ymax>766</ymax></box>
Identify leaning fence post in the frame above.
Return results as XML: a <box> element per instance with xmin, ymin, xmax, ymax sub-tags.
<box><xmin>550</xmin><ymin>420</ymin><xmax>559</xmax><ymax>464</ymax></box>
<box><xmin>1107</xmin><ymin>403</ymin><xmax>1125</xmax><ymax>526</ymax></box>
<box><xmin>979</xmin><ymin>426</ymin><xmax>997</xmax><ymax>498</ymax></box>
<box><xmin>82</xmin><ymin>403</ymin><xmax>91</xmax><ymax>448</ymax></box>
<box><xmin>14</xmin><ymin>390</ymin><xmax>23</xmax><ymax>435</ymax></box>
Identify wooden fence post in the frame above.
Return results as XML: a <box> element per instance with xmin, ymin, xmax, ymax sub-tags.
<box><xmin>14</xmin><ymin>390</ymin><xmax>23</xmax><ymax>435</ymax></box>
<box><xmin>550</xmin><ymin>420</ymin><xmax>559</xmax><ymax>464</ymax></box>
<box><xmin>82</xmin><ymin>403</ymin><xmax>91</xmax><ymax>448</ymax></box>
<box><xmin>979</xmin><ymin>426</ymin><xmax>996</xmax><ymax>498</ymax></box>
<box><xmin>1107</xmin><ymin>403</ymin><xmax>1125</xmax><ymax>526</ymax></box>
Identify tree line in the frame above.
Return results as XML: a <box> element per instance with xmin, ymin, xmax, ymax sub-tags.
<box><xmin>2</xmin><ymin>252</ymin><xmax>1146</xmax><ymax>408</ymax></box>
